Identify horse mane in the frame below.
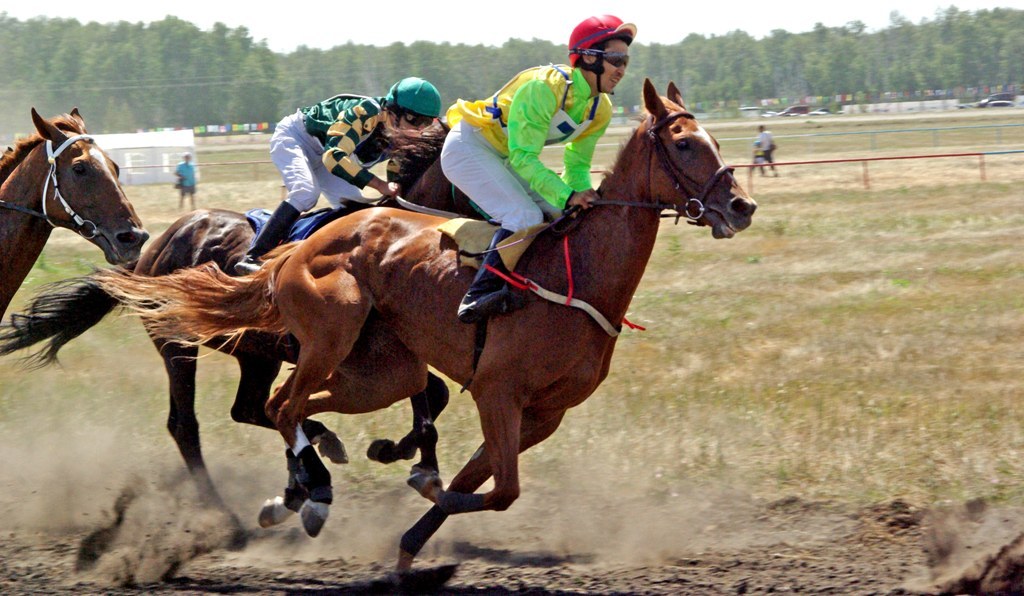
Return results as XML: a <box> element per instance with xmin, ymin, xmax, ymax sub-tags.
<box><xmin>386</xmin><ymin>121</ymin><xmax>451</xmax><ymax>192</ymax></box>
<box><xmin>0</xmin><ymin>113</ymin><xmax>86</xmax><ymax>184</ymax></box>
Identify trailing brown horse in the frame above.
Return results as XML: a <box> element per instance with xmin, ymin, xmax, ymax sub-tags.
<box><xmin>0</xmin><ymin>121</ymin><xmax>468</xmax><ymax>526</ymax></box>
<box><xmin>92</xmin><ymin>79</ymin><xmax>756</xmax><ymax>567</ymax></box>
<box><xmin>0</xmin><ymin>108</ymin><xmax>148</xmax><ymax>318</ymax></box>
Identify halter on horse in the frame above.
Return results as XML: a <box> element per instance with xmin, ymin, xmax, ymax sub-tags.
<box><xmin>0</xmin><ymin>108</ymin><xmax>147</xmax><ymax>318</ymax></box>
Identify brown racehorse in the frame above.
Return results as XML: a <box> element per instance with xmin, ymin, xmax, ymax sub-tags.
<box><xmin>0</xmin><ymin>121</ymin><xmax>469</xmax><ymax>530</ymax></box>
<box><xmin>0</xmin><ymin>108</ymin><xmax>148</xmax><ymax>318</ymax></box>
<box><xmin>91</xmin><ymin>79</ymin><xmax>757</xmax><ymax>568</ymax></box>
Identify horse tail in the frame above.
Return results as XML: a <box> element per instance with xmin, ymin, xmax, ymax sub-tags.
<box><xmin>0</xmin><ymin>273</ymin><xmax>119</xmax><ymax>368</ymax></box>
<box><xmin>93</xmin><ymin>244</ymin><xmax>301</xmax><ymax>347</ymax></box>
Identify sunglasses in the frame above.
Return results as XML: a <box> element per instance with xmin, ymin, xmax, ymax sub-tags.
<box><xmin>600</xmin><ymin>51</ymin><xmax>630</xmax><ymax>68</ymax></box>
<box><xmin>398</xmin><ymin>110</ymin><xmax>435</xmax><ymax>129</ymax></box>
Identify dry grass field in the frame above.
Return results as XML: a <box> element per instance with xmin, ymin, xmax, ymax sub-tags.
<box><xmin>0</xmin><ymin>108</ymin><xmax>1022</xmax><ymax>593</ymax></box>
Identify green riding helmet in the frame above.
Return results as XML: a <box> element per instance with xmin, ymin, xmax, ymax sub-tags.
<box><xmin>386</xmin><ymin>77</ymin><xmax>442</xmax><ymax>118</ymax></box>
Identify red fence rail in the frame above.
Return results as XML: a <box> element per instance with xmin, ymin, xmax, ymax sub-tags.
<box><xmin>734</xmin><ymin>149</ymin><xmax>1024</xmax><ymax>192</ymax></box>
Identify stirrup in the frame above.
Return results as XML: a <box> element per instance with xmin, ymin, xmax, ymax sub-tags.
<box><xmin>457</xmin><ymin>287</ymin><xmax>512</xmax><ymax>324</ymax></box>
<box><xmin>234</xmin><ymin>256</ymin><xmax>262</xmax><ymax>275</ymax></box>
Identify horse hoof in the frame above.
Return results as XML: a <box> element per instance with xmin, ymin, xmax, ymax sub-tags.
<box><xmin>258</xmin><ymin>496</ymin><xmax>296</xmax><ymax>528</ymax></box>
<box><xmin>315</xmin><ymin>430</ymin><xmax>349</xmax><ymax>464</ymax></box>
<box><xmin>227</xmin><ymin>526</ymin><xmax>249</xmax><ymax>551</ymax></box>
<box><xmin>367</xmin><ymin>439</ymin><xmax>397</xmax><ymax>463</ymax></box>
<box><xmin>391</xmin><ymin>563</ymin><xmax>459</xmax><ymax>591</ymax></box>
<box><xmin>300</xmin><ymin>500</ymin><xmax>330</xmax><ymax>537</ymax></box>
<box><xmin>406</xmin><ymin>466</ymin><xmax>443</xmax><ymax>499</ymax></box>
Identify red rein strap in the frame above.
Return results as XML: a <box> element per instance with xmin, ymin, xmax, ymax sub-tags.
<box><xmin>483</xmin><ymin>236</ymin><xmax>645</xmax><ymax>331</ymax></box>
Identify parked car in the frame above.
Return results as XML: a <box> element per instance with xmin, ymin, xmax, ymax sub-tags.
<box><xmin>978</xmin><ymin>93</ymin><xmax>1016</xmax><ymax>108</ymax></box>
<box><xmin>959</xmin><ymin>93</ymin><xmax>1017</xmax><ymax>109</ymax></box>
<box><xmin>760</xmin><ymin>110</ymin><xmax>779</xmax><ymax>118</ymax></box>
<box><xmin>740</xmin><ymin>106</ymin><xmax>770</xmax><ymax>118</ymax></box>
<box><xmin>776</xmin><ymin>105</ymin><xmax>810</xmax><ymax>117</ymax></box>
<box><xmin>808</xmin><ymin>107</ymin><xmax>831</xmax><ymax>115</ymax></box>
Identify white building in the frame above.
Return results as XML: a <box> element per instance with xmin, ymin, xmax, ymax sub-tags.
<box><xmin>92</xmin><ymin>129</ymin><xmax>195</xmax><ymax>186</ymax></box>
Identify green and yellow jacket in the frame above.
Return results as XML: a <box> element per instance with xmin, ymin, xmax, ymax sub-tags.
<box><xmin>302</xmin><ymin>95</ymin><xmax>390</xmax><ymax>188</ymax></box>
<box><xmin>446</xmin><ymin>65</ymin><xmax>612</xmax><ymax>209</ymax></box>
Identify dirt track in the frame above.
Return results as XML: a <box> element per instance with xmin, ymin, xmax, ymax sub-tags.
<box><xmin>4</xmin><ymin>465</ymin><xmax>1024</xmax><ymax>595</ymax></box>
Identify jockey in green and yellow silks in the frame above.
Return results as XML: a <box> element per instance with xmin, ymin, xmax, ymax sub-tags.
<box><xmin>236</xmin><ymin>77</ymin><xmax>442</xmax><ymax>274</ymax></box>
<box><xmin>440</xmin><ymin>14</ymin><xmax>636</xmax><ymax>324</ymax></box>
<box><xmin>446</xmin><ymin>64</ymin><xmax>611</xmax><ymax>211</ymax></box>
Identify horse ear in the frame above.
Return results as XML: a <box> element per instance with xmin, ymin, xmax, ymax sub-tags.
<box><xmin>643</xmin><ymin>78</ymin><xmax>668</xmax><ymax>120</ymax></box>
<box><xmin>31</xmin><ymin>107</ymin><xmax>68</xmax><ymax>146</ymax></box>
<box><xmin>667</xmin><ymin>82</ymin><xmax>685</xmax><ymax>109</ymax></box>
<box><xmin>70</xmin><ymin>107</ymin><xmax>88</xmax><ymax>132</ymax></box>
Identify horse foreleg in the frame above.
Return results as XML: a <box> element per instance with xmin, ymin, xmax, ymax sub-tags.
<box><xmin>368</xmin><ymin>372</ymin><xmax>449</xmax><ymax>472</ymax></box>
<box><xmin>398</xmin><ymin>407</ymin><xmax>566</xmax><ymax>570</ymax></box>
<box><xmin>412</xmin><ymin>372</ymin><xmax>449</xmax><ymax>475</ymax></box>
<box><xmin>399</xmin><ymin>444</ymin><xmax>491</xmax><ymax>570</ymax></box>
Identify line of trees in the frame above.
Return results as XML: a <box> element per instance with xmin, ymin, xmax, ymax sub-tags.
<box><xmin>0</xmin><ymin>7</ymin><xmax>1021</xmax><ymax>136</ymax></box>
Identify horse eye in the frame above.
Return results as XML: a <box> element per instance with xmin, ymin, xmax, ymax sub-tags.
<box><xmin>72</xmin><ymin>162</ymin><xmax>87</xmax><ymax>174</ymax></box>
<box><xmin>675</xmin><ymin>139</ymin><xmax>689</xmax><ymax>151</ymax></box>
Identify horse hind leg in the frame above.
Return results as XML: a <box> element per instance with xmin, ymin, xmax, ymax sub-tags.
<box><xmin>157</xmin><ymin>338</ymin><xmax>248</xmax><ymax>547</ymax></box>
<box><xmin>231</xmin><ymin>352</ymin><xmax>348</xmax><ymax>464</ymax></box>
<box><xmin>263</xmin><ymin>282</ymin><xmax>374</xmax><ymax>537</ymax></box>
<box><xmin>158</xmin><ymin>340</ymin><xmax>224</xmax><ymax>504</ymax></box>
<box><xmin>263</xmin><ymin>363</ymin><xmax>340</xmax><ymax>538</ymax></box>
<box><xmin>258</xmin><ymin>449</ymin><xmax>310</xmax><ymax>528</ymax></box>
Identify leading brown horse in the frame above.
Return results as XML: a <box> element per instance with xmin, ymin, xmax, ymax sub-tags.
<box><xmin>92</xmin><ymin>79</ymin><xmax>756</xmax><ymax>569</ymax></box>
<box><xmin>0</xmin><ymin>108</ymin><xmax>148</xmax><ymax>318</ymax></box>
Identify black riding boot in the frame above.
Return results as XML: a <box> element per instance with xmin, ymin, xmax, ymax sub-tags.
<box><xmin>458</xmin><ymin>228</ymin><xmax>516</xmax><ymax>324</ymax></box>
<box><xmin>234</xmin><ymin>201</ymin><xmax>301</xmax><ymax>275</ymax></box>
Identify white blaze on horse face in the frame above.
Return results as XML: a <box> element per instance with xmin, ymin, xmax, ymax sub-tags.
<box><xmin>88</xmin><ymin>147</ymin><xmax>120</xmax><ymax>187</ymax></box>
<box><xmin>693</xmin><ymin>126</ymin><xmax>727</xmax><ymax>168</ymax></box>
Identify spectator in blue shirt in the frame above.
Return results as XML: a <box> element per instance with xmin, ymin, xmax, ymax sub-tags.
<box><xmin>175</xmin><ymin>152</ymin><xmax>197</xmax><ymax>209</ymax></box>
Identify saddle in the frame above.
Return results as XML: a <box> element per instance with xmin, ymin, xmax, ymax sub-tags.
<box><xmin>244</xmin><ymin>206</ymin><xmax>353</xmax><ymax>245</ymax></box>
<box><xmin>437</xmin><ymin>218</ymin><xmax>544</xmax><ymax>271</ymax></box>
<box><xmin>245</xmin><ymin>205</ymin><xmax>543</xmax><ymax>263</ymax></box>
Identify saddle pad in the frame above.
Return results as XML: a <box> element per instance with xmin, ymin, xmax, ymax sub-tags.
<box><xmin>437</xmin><ymin>218</ymin><xmax>544</xmax><ymax>271</ymax></box>
<box><xmin>245</xmin><ymin>206</ymin><xmax>351</xmax><ymax>245</ymax></box>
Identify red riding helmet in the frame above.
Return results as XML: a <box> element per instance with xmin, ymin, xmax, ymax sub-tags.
<box><xmin>568</xmin><ymin>15</ymin><xmax>637</xmax><ymax>66</ymax></box>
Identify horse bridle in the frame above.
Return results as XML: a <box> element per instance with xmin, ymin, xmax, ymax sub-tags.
<box><xmin>0</xmin><ymin>134</ymin><xmax>100</xmax><ymax>239</ymax></box>
<box><xmin>590</xmin><ymin>110</ymin><xmax>736</xmax><ymax>225</ymax></box>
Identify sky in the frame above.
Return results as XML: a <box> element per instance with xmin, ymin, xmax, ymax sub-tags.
<box><xmin>3</xmin><ymin>1</ymin><xmax>1023</xmax><ymax>53</ymax></box>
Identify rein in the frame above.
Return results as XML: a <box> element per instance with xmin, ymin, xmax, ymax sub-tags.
<box><xmin>603</xmin><ymin>110</ymin><xmax>737</xmax><ymax>225</ymax></box>
<box><xmin>0</xmin><ymin>134</ymin><xmax>100</xmax><ymax>239</ymax></box>
<box><xmin>464</xmin><ymin>109</ymin><xmax>738</xmax><ymax>335</ymax></box>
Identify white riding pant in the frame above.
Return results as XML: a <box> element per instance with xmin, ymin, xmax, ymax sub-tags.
<box><xmin>270</xmin><ymin>110</ymin><xmax>364</xmax><ymax>211</ymax></box>
<box><xmin>440</xmin><ymin>121</ymin><xmax>562</xmax><ymax>233</ymax></box>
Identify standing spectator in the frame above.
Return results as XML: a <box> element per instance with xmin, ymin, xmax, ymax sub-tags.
<box><xmin>175</xmin><ymin>152</ymin><xmax>197</xmax><ymax>209</ymax></box>
<box><xmin>757</xmin><ymin>125</ymin><xmax>778</xmax><ymax>176</ymax></box>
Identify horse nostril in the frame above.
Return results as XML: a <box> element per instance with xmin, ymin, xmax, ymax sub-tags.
<box><xmin>730</xmin><ymin>198</ymin><xmax>757</xmax><ymax>217</ymax></box>
<box><xmin>117</xmin><ymin>229</ymin><xmax>149</xmax><ymax>247</ymax></box>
